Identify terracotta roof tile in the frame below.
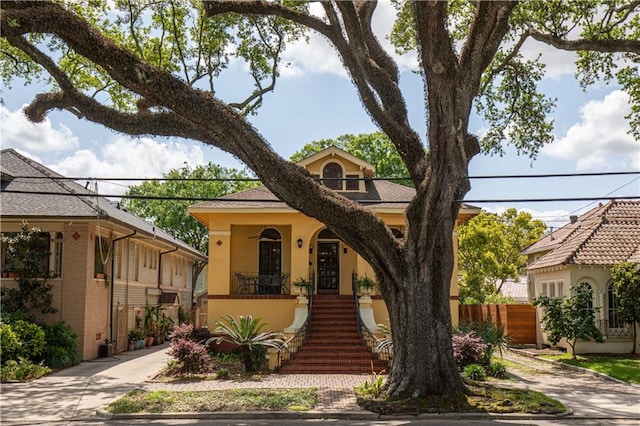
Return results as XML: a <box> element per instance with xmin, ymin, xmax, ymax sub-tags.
<box><xmin>527</xmin><ymin>200</ymin><xmax>640</xmax><ymax>270</ymax></box>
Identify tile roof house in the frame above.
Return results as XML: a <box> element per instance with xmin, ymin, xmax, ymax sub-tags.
<box><xmin>1</xmin><ymin>149</ymin><xmax>206</xmax><ymax>360</ymax></box>
<box><xmin>188</xmin><ymin>146</ymin><xmax>481</xmax><ymax>372</ymax></box>
<box><xmin>522</xmin><ymin>199</ymin><xmax>640</xmax><ymax>354</ymax></box>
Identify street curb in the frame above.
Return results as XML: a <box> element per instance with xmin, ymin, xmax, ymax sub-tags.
<box><xmin>509</xmin><ymin>348</ymin><xmax>635</xmax><ymax>386</ymax></box>
<box><xmin>97</xmin><ymin>408</ymin><xmax>575</xmax><ymax>421</ymax></box>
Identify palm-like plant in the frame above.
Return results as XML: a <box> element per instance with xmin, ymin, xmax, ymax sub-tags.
<box><xmin>209</xmin><ymin>315</ymin><xmax>286</xmax><ymax>372</ymax></box>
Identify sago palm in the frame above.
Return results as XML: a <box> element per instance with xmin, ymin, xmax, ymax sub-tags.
<box><xmin>210</xmin><ymin>315</ymin><xmax>286</xmax><ymax>372</ymax></box>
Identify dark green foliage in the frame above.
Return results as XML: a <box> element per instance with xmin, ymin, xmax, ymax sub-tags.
<box><xmin>462</xmin><ymin>364</ymin><xmax>486</xmax><ymax>381</ymax></box>
<box><xmin>533</xmin><ymin>283</ymin><xmax>604</xmax><ymax>359</ymax></box>
<box><xmin>610</xmin><ymin>261</ymin><xmax>640</xmax><ymax>354</ymax></box>
<box><xmin>6</xmin><ymin>320</ymin><xmax>46</xmax><ymax>361</ymax></box>
<box><xmin>39</xmin><ymin>322</ymin><xmax>80</xmax><ymax>369</ymax></box>
<box><xmin>0</xmin><ymin>358</ymin><xmax>51</xmax><ymax>382</ymax></box>
<box><xmin>487</xmin><ymin>361</ymin><xmax>507</xmax><ymax>378</ymax></box>
<box><xmin>209</xmin><ymin>315</ymin><xmax>285</xmax><ymax>373</ymax></box>
<box><xmin>1</xmin><ymin>223</ymin><xmax>59</xmax><ymax>318</ymax></box>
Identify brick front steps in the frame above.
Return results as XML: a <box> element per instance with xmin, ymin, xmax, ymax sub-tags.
<box><xmin>278</xmin><ymin>295</ymin><xmax>388</xmax><ymax>374</ymax></box>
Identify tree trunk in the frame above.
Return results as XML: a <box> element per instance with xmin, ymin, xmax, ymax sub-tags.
<box><xmin>380</xmin><ymin>207</ymin><xmax>466</xmax><ymax>399</ymax></box>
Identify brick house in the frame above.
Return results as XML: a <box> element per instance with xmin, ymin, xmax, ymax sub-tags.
<box><xmin>522</xmin><ymin>200</ymin><xmax>640</xmax><ymax>354</ymax></box>
<box><xmin>1</xmin><ymin>149</ymin><xmax>206</xmax><ymax>360</ymax></box>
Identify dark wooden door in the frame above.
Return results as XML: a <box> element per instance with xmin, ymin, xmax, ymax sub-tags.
<box><xmin>317</xmin><ymin>242</ymin><xmax>339</xmax><ymax>293</ymax></box>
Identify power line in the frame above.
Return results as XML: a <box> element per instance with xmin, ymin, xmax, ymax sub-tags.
<box><xmin>8</xmin><ymin>170</ymin><xmax>640</xmax><ymax>182</ymax></box>
<box><xmin>2</xmin><ymin>189</ymin><xmax>639</xmax><ymax>204</ymax></box>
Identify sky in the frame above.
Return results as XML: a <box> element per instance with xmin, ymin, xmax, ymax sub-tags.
<box><xmin>1</xmin><ymin>1</ymin><xmax>639</xmax><ymax>229</ymax></box>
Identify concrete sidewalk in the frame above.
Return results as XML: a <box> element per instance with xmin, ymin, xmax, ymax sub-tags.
<box><xmin>0</xmin><ymin>344</ymin><xmax>170</xmax><ymax>424</ymax></box>
<box><xmin>1</xmin><ymin>345</ymin><xmax>639</xmax><ymax>423</ymax></box>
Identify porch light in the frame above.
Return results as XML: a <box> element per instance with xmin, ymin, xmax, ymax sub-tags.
<box><xmin>297</xmin><ymin>238</ymin><xmax>303</xmax><ymax>248</ymax></box>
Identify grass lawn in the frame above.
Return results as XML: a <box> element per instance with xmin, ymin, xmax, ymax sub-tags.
<box><xmin>107</xmin><ymin>388</ymin><xmax>318</xmax><ymax>413</ymax></box>
<box><xmin>539</xmin><ymin>353</ymin><xmax>640</xmax><ymax>384</ymax></box>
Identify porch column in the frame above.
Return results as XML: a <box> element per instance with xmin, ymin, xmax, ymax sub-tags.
<box><xmin>209</xmin><ymin>227</ymin><xmax>231</xmax><ymax>295</ymax></box>
<box><xmin>290</xmin><ymin>223</ymin><xmax>314</xmax><ymax>291</ymax></box>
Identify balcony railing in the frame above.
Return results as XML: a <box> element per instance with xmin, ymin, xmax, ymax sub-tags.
<box><xmin>599</xmin><ymin>319</ymin><xmax>634</xmax><ymax>339</ymax></box>
<box><xmin>231</xmin><ymin>272</ymin><xmax>290</xmax><ymax>295</ymax></box>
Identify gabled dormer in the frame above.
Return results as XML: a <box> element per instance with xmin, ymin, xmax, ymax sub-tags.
<box><xmin>295</xmin><ymin>146</ymin><xmax>375</xmax><ymax>192</ymax></box>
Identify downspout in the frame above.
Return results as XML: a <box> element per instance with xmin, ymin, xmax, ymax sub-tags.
<box><xmin>158</xmin><ymin>246</ymin><xmax>179</xmax><ymax>306</ymax></box>
<box><xmin>110</xmin><ymin>231</ymin><xmax>136</xmax><ymax>345</ymax></box>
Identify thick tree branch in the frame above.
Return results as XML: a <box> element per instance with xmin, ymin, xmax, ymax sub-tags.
<box><xmin>0</xmin><ymin>0</ymin><xmax>403</xmax><ymax>276</ymax></box>
<box><xmin>205</xmin><ymin>0</ymin><xmax>427</xmax><ymax>186</ymax></box>
<box><xmin>458</xmin><ymin>2</ymin><xmax>517</xmax><ymax>126</ymax></box>
<box><xmin>529</xmin><ymin>27</ymin><xmax>640</xmax><ymax>55</ymax></box>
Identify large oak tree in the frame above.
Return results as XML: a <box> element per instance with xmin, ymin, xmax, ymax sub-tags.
<box><xmin>1</xmin><ymin>1</ymin><xmax>638</xmax><ymax>399</ymax></box>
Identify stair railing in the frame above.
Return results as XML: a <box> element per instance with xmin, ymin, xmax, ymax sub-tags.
<box><xmin>275</xmin><ymin>271</ymin><xmax>315</xmax><ymax>371</ymax></box>
<box><xmin>352</xmin><ymin>271</ymin><xmax>393</xmax><ymax>364</ymax></box>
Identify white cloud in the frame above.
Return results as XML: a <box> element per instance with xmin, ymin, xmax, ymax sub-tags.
<box><xmin>0</xmin><ymin>106</ymin><xmax>79</xmax><ymax>152</ymax></box>
<box><xmin>280</xmin><ymin>0</ymin><xmax>417</xmax><ymax>78</ymax></box>
<box><xmin>542</xmin><ymin>90</ymin><xmax>639</xmax><ymax>171</ymax></box>
<box><xmin>50</xmin><ymin>137</ymin><xmax>207</xmax><ymax>195</ymax></box>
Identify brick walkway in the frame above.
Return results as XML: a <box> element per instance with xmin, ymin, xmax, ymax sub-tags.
<box><xmin>143</xmin><ymin>374</ymin><xmax>371</xmax><ymax>411</ymax></box>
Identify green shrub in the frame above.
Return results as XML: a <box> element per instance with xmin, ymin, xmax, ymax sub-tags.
<box><xmin>487</xmin><ymin>361</ymin><xmax>507</xmax><ymax>378</ymax></box>
<box><xmin>9</xmin><ymin>320</ymin><xmax>46</xmax><ymax>361</ymax></box>
<box><xmin>462</xmin><ymin>363</ymin><xmax>486</xmax><ymax>381</ymax></box>
<box><xmin>216</xmin><ymin>368</ymin><xmax>229</xmax><ymax>379</ymax></box>
<box><xmin>354</xmin><ymin>370</ymin><xmax>385</xmax><ymax>398</ymax></box>
<box><xmin>0</xmin><ymin>358</ymin><xmax>51</xmax><ymax>382</ymax></box>
<box><xmin>40</xmin><ymin>322</ymin><xmax>80</xmax><ymax>369</ymax></box>
<box><xmin>0</xmin><ymin>323</ymin><xmax>20</xmax><ymax>363</ymax></box>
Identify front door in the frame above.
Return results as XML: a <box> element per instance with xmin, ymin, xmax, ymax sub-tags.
<box><xmin>317</xmin><ymin>242</ymin><xmax>339</xmax><ymax>293</ymax></box>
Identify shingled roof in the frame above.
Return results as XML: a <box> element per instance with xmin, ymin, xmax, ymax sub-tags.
<box><xmin>524</xmin><ymin>200</ymin><xmax>640</xmax><ymax>270</ymax></box>
<box><xmin>189</xmin><ymin>177</ymin><xmax>479</xmax><ymax>214</ymax></box>
<box><xmin>0</xmin><ymin>149</ymin><xmax>205</xmax><ymax>260</ymax></box>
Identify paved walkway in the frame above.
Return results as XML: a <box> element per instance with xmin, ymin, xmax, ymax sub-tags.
<box><xmin>0</xmin><ymin>345</ymin><xmax>639</xmax><ymax>423</ymax></box>
<box><xmin>500</xmin><ymin>350</ymin><xmax>640</xmax><ymax>419</ymax></box>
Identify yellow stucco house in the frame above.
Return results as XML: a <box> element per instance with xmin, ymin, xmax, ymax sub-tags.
<box><xmin>189</xmin><ymin>147</ymin><xmax>479</xmax><ymax>372</ymax></box>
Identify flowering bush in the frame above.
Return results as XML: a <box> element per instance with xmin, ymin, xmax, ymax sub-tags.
<box><xmin>452</xmin><ymin>331</ymin><xmax>487</xmax><ymax>369</ymax></box>
<box><xmin>167</xmin><ymin>336</ymin><xmax>212</xmax><ymax>375</ymax></box>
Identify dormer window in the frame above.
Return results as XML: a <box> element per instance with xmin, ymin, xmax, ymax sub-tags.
<box><xmin>323</xmin><ymin>162</ymin><xmax>343</xmax><ymax>190</ymax></box>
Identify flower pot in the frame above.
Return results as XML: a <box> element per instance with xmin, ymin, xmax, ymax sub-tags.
<box><xmin>146</xmin><ymin>336</ymin><xmax>154</xmax><ymax>347</ymax></box>
<box><xmin>128</xmin><ymin>342</ymin><xmax>134</xmax><ymax>351</ymax></box>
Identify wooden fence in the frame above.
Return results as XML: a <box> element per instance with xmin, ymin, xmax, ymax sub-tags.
<box><xmin>458</xmin><ymin>304</ymin><xmax>537</xmax><ymax>345</ymax></box>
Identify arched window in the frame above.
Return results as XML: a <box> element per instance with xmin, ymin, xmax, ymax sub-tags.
<box><xmin>318</xmin><ymin>228</ymin><xmax>338</xmax><ymax>240</ymax></box>
<box><xmin>323</xmin><ymin>162</ymin><xmax>343</xmax><ymax>190</ymax></box>
<box><xmin>258</xmin><ymin>228</ymin><xmax>281</xmax><ymax>276</ymax></box>
<box><xmin>607</xmin><ymin>283</ymin><xmax>622</xmax><ymax>328</ymax></box>
<box><xmin>575</xmin><ymin>281</ymin><xmax>594</xmax><ymax>309</ymax></box>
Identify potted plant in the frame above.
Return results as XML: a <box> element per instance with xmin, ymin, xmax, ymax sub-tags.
<box><xmin>144</xmin><ymin>304</ymin><xmax>159</xmax><ymax>346</ymax></box>
<box><xmin>356</xmin><ymin>275</ymin><xmax>377</xmax><ymax>295</ymax></box>
<box><xmin>292</xmin><ymin>277</ymin><xmax>313</xmax><ymax>296</ymax></box>
<box><xmin>128</xmin><ymin>329</ymin><xmax>145</xmax><ymax>349</ymax></box>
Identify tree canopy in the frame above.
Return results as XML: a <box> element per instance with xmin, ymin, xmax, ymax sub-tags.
<box><xmin>458</xmin><ymin>208</ymin><xmax>547</xmax><ymax>304</ymax></box>
<box><xmin>123</xmin><ymin>163</ymin><xmax>257</xmax><ymax>255</ymax></box>
<box><xmin>123</xmin><ymin>163</ymin><xmax>258</xmax><ymax>280</ymax></box>
<box><xmin>610</xmin><ymin>261</ymin><xmax>640</xmax><ymax>354</ymax></box>
<box><xmin>2</xmin><ymin>0</ymin><xmax>638</xmax><ymax>401</ymax></box>
<box><xmin>533</xmin><ymin>283</ymin><xmax>604</xmax><ymax>359</ymax></box>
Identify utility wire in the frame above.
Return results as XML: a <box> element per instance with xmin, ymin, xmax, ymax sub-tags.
<box><xmin>8</xmin><ymin>170</ymin><xmax>640</xmax><ymax>182</ymax></box>
<box><xmin>2</xmin><ymin>189</ymin><xmax>639</xmax><ymax>204</ymax></box>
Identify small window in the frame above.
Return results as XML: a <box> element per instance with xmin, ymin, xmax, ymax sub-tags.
<box><xmin>345</xmin><ymin>174</ymin><xmax>359</xmax><ymax>190</ymax></box>
<box><xmin>607</xmin><ymin>283</ymin><xmax>622</xmax><ymax>328</ymax></box>
<box><xmin>323</xmin><ymin>162</ymin><xmax>343</xmax><ymax>190</ymax></box>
